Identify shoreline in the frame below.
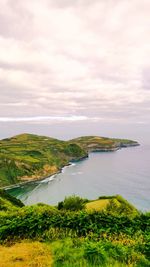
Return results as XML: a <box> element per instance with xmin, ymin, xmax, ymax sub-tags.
<box><xmin>2</xmin><ymin>162</ymin><xmax>76</xmax><ymax>191</ymax></box>
<box><xmin>2</xmin><ymin>144</ymin><xmax>139</xmax><ymax>191</ymax></box>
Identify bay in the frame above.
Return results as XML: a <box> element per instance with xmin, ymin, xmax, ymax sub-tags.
<box><xmin>8</xmin><ymin>144</ymin><xmax>150</xmax><ymax>211</ymax></box>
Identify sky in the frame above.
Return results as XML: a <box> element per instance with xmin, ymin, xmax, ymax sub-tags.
<box><xmin>0</xmin><ymin>0</ymin><xmax>150</xmax><ymax>141</ymax></box>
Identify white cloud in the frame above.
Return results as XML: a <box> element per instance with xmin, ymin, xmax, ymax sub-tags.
<box><xmin>0</xmin><ymin>0</ymin><xmax>150</xmax><ymax>123</ymax></box>
<box><xmin>0</xmin><ymin>115</ymin><xmax>88</xmax><ymax>122</ymax></box>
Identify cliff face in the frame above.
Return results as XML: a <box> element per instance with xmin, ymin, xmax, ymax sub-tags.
<box><xmin>0</xmin><ymin>134</ymin><xmax>139</xmax><ymax>187</ymax></box>
<box><xmin>119</xmin><ymin>142</ymin><xmax>140</xmax><ymax>148</ymax></box>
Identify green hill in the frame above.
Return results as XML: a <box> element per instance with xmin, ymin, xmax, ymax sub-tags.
<box><xmin>86</xmin><ymin>195</ymin><xmax>138</xmax><ymax>215</ymax></box>
<box><xmin>0</xmin><ymin>133</ymin><xmax>87</xmax><ymax>187</ymax></box>
<box><xmin>0</xmin><ymin>133</ymin><xmax>139</xmax><ymax>187</ymax></box>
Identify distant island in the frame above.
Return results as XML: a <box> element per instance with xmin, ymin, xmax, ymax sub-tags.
<box><xmin>0</xmin><ymin>133</ymin><xmax>139</xmax><ymax>187</ymax></box>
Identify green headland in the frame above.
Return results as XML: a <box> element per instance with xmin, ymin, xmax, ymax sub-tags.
<box><xmin>0</xmin><ymin>133</ymin><xmax>139</xmax><ymax>187</ymax></box>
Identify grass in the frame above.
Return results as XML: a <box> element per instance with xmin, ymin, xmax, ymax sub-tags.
<box><xmin>0</xmin><ymin>239</ymin><xmax>132</xmax><ymax>267</ymax></box>
<box><xmin>51</xmin><ymin>238</ymin><xmax>148</xmax><ymax>267</ymax></box>
<box><xmin>0</xmin><ymin>237</ymin><xmax>148</xmax><ymax>267</ymax></box>
<box><xmin>0</xmin><ymin>241</ymin><xmax>53</xmax><ymax>267</ymax></box>
<box><xmin>86</xmin><ymin>199</ymin><xmax>110</xmax><ymax>211</ymax></box>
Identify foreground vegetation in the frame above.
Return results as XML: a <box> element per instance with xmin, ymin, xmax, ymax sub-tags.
<box><xmin>0</xmin><ymin>133</ymin><xmax>139</xmax><ymax>187</ymax></box>
<box><xmin>0</xmin><ymin>191</ymin><xmax>149</xmax><ymax>266</ymax></box>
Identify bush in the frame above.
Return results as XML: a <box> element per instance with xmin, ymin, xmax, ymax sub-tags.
<box><xmin>58</xmin><ymin>195</ymin><xmax>86</xmax><ymax>211</ymax></box>
<box><xmin>98</xmin><ymin>195</ymin><xmax>114</xmax><ymax>200</ymax></box>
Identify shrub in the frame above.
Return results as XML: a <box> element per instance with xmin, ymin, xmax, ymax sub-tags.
<box><xmin>58</xmin><ymin>195</ymin><xmax>86</xmax><ymax>211</ymax></box>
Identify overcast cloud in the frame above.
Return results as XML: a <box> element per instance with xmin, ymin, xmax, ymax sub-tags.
<box><xmin>0</xmin><ymin>0</ymin><xmax>150</xmax><ymax>125</ymax></box>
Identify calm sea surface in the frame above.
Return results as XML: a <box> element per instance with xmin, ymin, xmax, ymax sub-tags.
<box><xmin>8</xmin><ymin>144</ymin><xmax>150</xmax><ymax>211</ymax></box>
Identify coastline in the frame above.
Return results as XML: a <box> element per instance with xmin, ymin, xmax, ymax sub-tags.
<box><xmin>1</xmin><ymin>143</ymin><xmax>139</xmax><ymax>191</ymax></box>
<box><xmin>2</xmin><ymin>162</ymin><xmax>76</xmax><ymax>191</ymax></box>
<box><xmin>5</xmin><ymin>142</ymin><xmax>149</xmax><ymax>212</ymax></box>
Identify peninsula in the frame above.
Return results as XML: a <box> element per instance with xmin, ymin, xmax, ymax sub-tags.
<box><xmin>0</xmin><ymin>133</ymin><xmax>139</xmax><ymax>187</ymax></box>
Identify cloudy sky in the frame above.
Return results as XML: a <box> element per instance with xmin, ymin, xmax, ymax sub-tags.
<box><xmin>0</xmin><ymin>0</ymin><xmax>150</xmax><ymax>139</ymax></box>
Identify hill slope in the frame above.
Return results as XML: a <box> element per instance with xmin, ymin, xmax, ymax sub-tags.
<box><xmin>0</xmin><ymin>133</ymin><xmax>139</xmax><ymax>187</ymax></box>
<box><xmin>0</xmin><ymin>133</ymin><xmax>87</xmax><ymax>187</ymax></box>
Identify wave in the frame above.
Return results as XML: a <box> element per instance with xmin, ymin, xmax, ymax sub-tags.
<box><xmin>39</xmin><ymin>174</ymin><xmax>57</xmax><ymax>184</ymax></box>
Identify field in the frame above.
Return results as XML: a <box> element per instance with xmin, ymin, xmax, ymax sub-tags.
<box><xmin>86</xmin><ymin>199</ymin><xmax>110</xmax><ymax>211</ymax></box>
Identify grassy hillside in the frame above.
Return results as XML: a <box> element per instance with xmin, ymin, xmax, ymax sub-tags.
<box><xmin>0</xmin><ymin>192</ymin><xmax>149</xmax><ymax>266</ymax></box>
<box><xmin>0</xmin><ymin>133</ymin><xmax>87</xmax><ymax>187</ymax></box>
<box><xmin>0</xmin><ymin>133</ymin><xmax>139</xmax><ymax>187</ymax></box>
